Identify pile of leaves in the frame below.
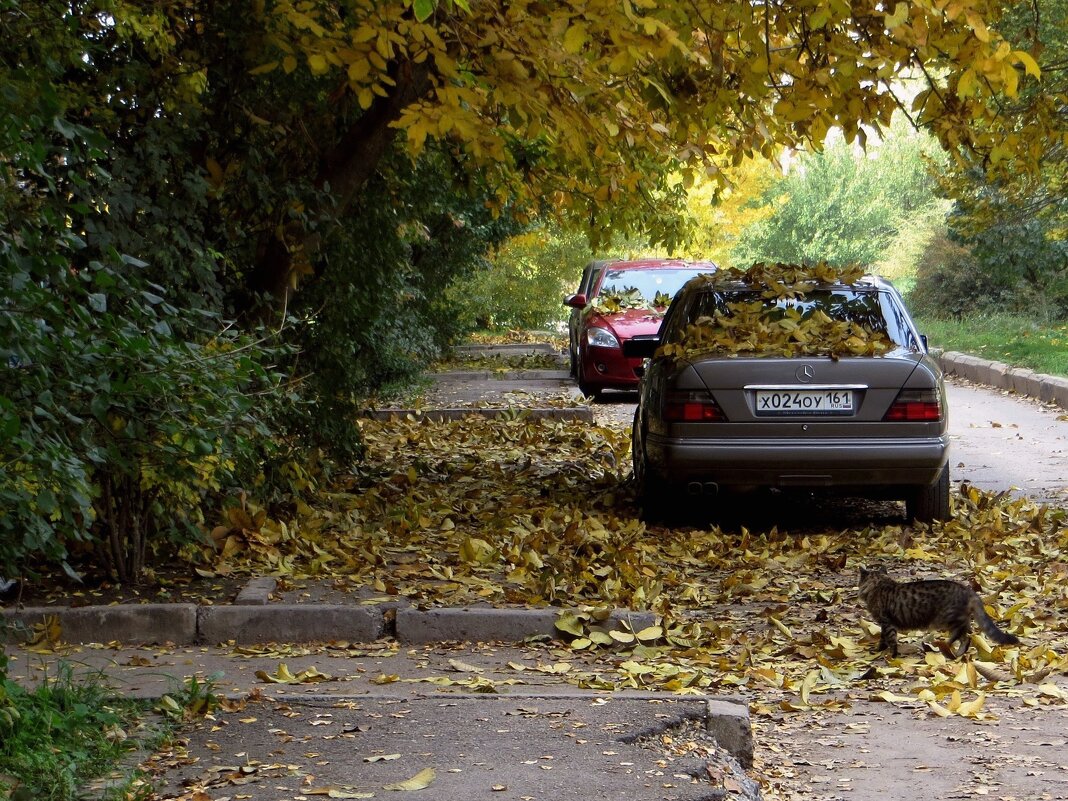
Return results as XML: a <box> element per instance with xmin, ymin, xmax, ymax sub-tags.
<box><xmin>195</xmin><ymin>411</ymin><xmax>1068</xmax><ymax>722</ymax></box>
<box><xmin>593</xmin><ymin>287</ymin><xmax>673</xmax><ymax>314</ymax></box>
<box><xmin>658</xmin><ymin>262</ymin><xmax>896</xmax><ymax>360</ymax></box>
<box><xmin>465</xmin><ymin>331</ymin><xmax>568</xmax><ymax>349</ymax></box>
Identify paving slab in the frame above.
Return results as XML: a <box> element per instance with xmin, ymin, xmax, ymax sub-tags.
<box><xmin>4</xmin><ymin>640</ymin><xmax>756</xmax><ymax>798</ymax></box>
<box><xmin>148</xmin><ymin>694</ymin><xmax>752</xmax><ymax>800</ymax></box>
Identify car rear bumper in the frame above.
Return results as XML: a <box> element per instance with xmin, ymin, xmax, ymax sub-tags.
<box><xmin>645</xmin><ymin>434</ymin><xmax>949</xmax><ymax>488</ymax></box>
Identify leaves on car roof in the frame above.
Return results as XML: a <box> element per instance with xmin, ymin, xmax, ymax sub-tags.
<box><xmin>659</xmin><ymin>261</ymin><xmax>895</xmax><ymax>360</ymax></box>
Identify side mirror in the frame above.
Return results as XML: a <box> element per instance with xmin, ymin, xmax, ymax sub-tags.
<box><xmin>623</xmin><ymin>335</ymin><xmax>660</xmax><ymax>359</ymax></box>
<box><xmin>564</xmin><ymin>293</ymin><xmax>588</xmax><ymax>309</ymax></box>
<box><xmin>920</xmin><ymin>333</ymin><xmax>929</xmax><ymax>352</ymax></box>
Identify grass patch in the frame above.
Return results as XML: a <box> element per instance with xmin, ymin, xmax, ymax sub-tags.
<box><xmin>0</xmin><ymin>656</ymin><xmax>163</xmax><ymax>801</ymax></box>
<box><xmin>913</xmin><ymin>313</ymin><xmax>1068</xmax><ymax>378</ymax></box>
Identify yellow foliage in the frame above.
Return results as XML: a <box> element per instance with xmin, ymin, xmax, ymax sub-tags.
<box><xmin>681</xmin><ymin>157</ymin><xmax>780</xmax><ymax>266</ymax></box>
<box><xmin>247</xmin><ymin>0</ymin><xmax>1047</xmax><ymax>242</ymax></box>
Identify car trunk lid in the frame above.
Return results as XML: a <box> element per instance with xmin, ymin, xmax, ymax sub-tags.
<box><xmin>684</xmin><ymin>350</ymin><xmax>926</xmax><ymax>423</ymax></box>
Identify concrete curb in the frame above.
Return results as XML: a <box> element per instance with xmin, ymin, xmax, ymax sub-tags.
<box><xmin>198</xmin><ymin>604</ymin><xmax>386</xmax><ymax>645</ymax></box>
<box><xmin>396</xmin><ymin>607</ymin><xmax>657</xmax><ymax>645</ymax></box>
<box><xmin>936</xmin><ymin>350</ymin><xmax>1068</xmax><ymax>410</ymax></box>
<box><xmin>2</xmin><ymin>604</ymin><xmax>200</xmax><ymax>645</ymax></box>
<box><xmin>432</xmin><ymin>369</ymin><xmax>571</xmax><ymax>381</ymax></box>
<box><xmin>453</xmin><ymin>343</ymin><xmax>561</xmax><ymax>357</ymax></box>
<box><xmin>1</xmin><ymin>590</ymin><xmax>655</xmax><ymax>648</ymax></box>
<box><xmin>361</xmin><ymin>406</ymin><xmax>594</xmax><ymax>422</ymax></box>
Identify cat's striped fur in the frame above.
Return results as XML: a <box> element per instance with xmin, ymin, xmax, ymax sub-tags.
<box><xmin>858</xmin><ymin>566</ymin><xmax>1019</xmax><ymax>657</ymax></box>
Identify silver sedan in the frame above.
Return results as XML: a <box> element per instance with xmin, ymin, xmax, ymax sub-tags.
<box><xmin>627</xmin><ymin>273</ymin><xmax>950</xmax><ymax>522</ymax></box>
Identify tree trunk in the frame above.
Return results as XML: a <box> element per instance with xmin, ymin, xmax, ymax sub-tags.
<box><xmin>244</xmin><ymin>58</ymin><xmax>434</xmax><ymax>311</ymax></box>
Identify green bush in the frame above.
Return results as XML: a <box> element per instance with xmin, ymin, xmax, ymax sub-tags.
<box><xmin>0</xmin><ymin>80</ymin><xmax>283</xmax><ymax>581</ymax></box>
<box><xmin>0</xmin><ymin>238</ymin><xmax>282</xmax><ymax>582</ymax></box>
<box><xmin>290</xmin><ymin>146</ymin><xmax>525</xmax><ymax>441</ymax></box>
<box><xmin>911</xmin><ymin>212</ymin><xmax>1068</xmax><ymax>321</ymax></box>
<box><xmin>449</xmin><ymin>223</ymin><xmax>592</xmax><ymax>331</ymax></box>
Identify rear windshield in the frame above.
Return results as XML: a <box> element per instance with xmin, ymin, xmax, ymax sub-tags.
<box><xmin>661</xmin><ymin>287</ymin><xmax>921</xmax><ymax>356</ymax></box>
<box><xmin>596</xmin><ymin>268</ymin><xmax>706</xmax><ymax>307</ymax></box>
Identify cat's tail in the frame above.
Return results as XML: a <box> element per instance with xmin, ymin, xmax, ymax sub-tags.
<box><xmin>971</xmin><ymin>596</ymin><xmax>1020</xmax><ymax>646</ymax></box>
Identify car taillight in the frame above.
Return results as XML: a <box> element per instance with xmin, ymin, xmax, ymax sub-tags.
<box><xmin>662</xmin><ymin>391</ymin><xmax>726</xmax><ymax>422</ymax></box>
<box><xmin>883</xmin><ymin>389</ymin><xmax>942</xmax><ymax>421</ymax></box>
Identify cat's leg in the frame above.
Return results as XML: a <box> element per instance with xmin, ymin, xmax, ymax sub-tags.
<box><xmin>878</xmin><ymin>625</ymin><xmax>898</xmax><ymax>656</ymax></box>
<box><xmin>949</xmin><ymin>624</ymin><xmax>971</xmax><ymax>658</ymax></box>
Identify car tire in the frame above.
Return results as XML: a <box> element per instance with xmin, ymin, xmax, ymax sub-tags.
<box><xmin>568</xmin><ymin>337</ymin><xmax>578</xmax><ymax>378</ymax></box>
<box><xmin>906</xmin><ymin>464</ymin><xmax>950</xmax><ymax>523</ymax></box>
<box><xmin>631</xmin><ymin>410</ymin><xmax>670</xmax><ymax>521</ymax></box>
<box><xmin>577</xmin><ymin>359</ymin><xmax>601</xmax><ymax>399</ymax></box>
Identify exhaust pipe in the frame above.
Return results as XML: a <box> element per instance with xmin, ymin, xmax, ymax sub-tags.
<box><xmin>686</xmin><ymin>482</ymin><xmax>720</xmax><ymax>497</ymax></box>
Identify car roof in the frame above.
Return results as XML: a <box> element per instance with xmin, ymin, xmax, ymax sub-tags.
<box><xmin>602</xmin><ymin>258</ymin><xmax>718</xmax><ymax>271</ymax></box>
<box><xmin>684</xmin><ymin>273</ymin><xmax>892</xmax><ymax>293</ymax></box>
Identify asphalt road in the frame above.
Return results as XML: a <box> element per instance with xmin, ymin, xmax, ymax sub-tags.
<box><xmin>589</xmin><ymin>376</ymin><xmax>1068</xmax><ymax>507</ymax></box>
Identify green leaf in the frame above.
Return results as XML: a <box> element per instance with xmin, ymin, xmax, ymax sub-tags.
<box><xmin>413</xmin><ymin>0</ymin><xmax>435</xmax><ymax>22</ymax></box>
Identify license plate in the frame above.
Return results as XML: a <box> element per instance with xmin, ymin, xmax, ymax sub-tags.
<box><xmin>755</xmin><ymin>389</ymin><xmax>854</xmax><ymax>415</ymax></box>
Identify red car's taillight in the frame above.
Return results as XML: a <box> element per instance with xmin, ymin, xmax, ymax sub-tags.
<box><xmin>883</xmin><ymin>389</ymin><xmax>942</xmax><ymax>421</ymax></box>
<box><xmin>662</xmin><ymin>390</ymin><xmax>726</xmax><ymax>422</ymax></box>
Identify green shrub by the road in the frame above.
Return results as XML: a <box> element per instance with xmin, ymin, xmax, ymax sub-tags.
<box><xmin>449</xmin><ymin>223</ymin><xmax>591</xmax><ymax>331</ymax></box>
<box><xmin>0</xmin><ymin>101</ymin><xmax>280</xmax><ymax>583</ymax></box>
<box><xmin>911</xmin><ymin>215</ymin><xmax>1068</xmax><ymax>322</ymax></box>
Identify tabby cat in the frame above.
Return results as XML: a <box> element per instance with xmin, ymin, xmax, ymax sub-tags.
<box><xmin>858</xmin><ymin>566</ymin><xmax>1019</xmax><ymax>657</ymax></box>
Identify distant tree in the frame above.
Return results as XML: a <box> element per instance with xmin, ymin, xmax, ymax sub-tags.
<box><xmin>450</xmin><ymin>223</ymin><xmax>592</xmax><ymax>332</ymax></box>
<box><xmin>731</xmin><ymin>120</ymin><xmax>947</xmax><ymax>269</ymax></box>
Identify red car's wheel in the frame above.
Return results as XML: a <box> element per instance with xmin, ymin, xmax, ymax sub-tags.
<box><xmin>577</xmin><ymin>357</ymin><xmax>601</xmax><ymax>399</ymax></box>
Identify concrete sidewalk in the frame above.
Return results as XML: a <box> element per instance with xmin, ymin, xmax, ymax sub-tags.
<box><xmin>4</xmin><ymin>341</ymin><xmax>1065</xmax><ymax>800</ymax></box>
<box><xmin>362</xmin><ymin>342</ymin><xmax>596</xmax><ymax>422</ymax></box>
<box><xmin>5</xmin><ymin>638</ymin><xmax>756</xmax><ymax>799</ymax></box>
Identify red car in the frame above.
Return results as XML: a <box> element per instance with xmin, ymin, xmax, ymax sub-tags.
<box><xmin>564</xmin><ymin>258</ymin><xmax>716</xmax><ymax>398</ymax></box>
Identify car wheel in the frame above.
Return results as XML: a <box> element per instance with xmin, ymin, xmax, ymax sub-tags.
<box><xmin>631</xmin><ymin>409</ymin><xmax>669</xmax><ymax>521</ymax></box>
<box><xmin>577</xmin><ymin>358</ymin><xmax>601</xmax><ymax>399</ymax></box>
<box><xmin>906</xmin><ymin>464</ymin><xmax>951</xmax><ymax>523</ymax></box>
